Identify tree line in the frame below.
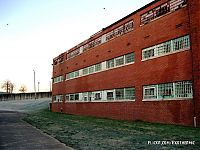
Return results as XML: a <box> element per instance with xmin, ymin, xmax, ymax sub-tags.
<box><xmin>1</xmin><ymin>80</ymin><xmax>27</xmax><ymax>93</ymax></box>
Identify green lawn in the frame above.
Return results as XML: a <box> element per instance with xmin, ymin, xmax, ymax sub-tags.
<box><xmin>23</xmin><ymin>109</ymin><xmax>200</xmax><ymax>150</ymax></box>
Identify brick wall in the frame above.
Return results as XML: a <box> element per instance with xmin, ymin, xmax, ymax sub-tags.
<box><xmin>52</xmin><ymin>0</ymin><xmax>198</xmax><ymax>126</ymax></box>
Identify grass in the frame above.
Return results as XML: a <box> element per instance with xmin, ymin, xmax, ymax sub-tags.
<box><xmin>23</xmin><ymin>109</ymin><xmax>200</xmax><ymax>150</ymax></box>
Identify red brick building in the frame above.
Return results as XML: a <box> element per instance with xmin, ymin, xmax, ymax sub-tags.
<box><xmin>52</xmin><ymin>0</ymin><xmax>200</xmax><ymax>127</ymax></box>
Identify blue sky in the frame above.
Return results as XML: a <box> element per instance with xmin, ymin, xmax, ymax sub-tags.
<box><xmin>0</xmin><ymin>0</ymin><xmax>153</xmax><ymax>92</ymax></box>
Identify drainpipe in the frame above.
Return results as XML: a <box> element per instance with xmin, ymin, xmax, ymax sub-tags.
<box><xmin>187</xmin><ymin>1</ymin><xmax>197</xmax><ymax>127</ymax></box>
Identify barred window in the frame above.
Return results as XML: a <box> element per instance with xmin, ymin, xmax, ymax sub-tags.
<box><xmin>74</xmin><ymin>71</ymin><xmax>79</xmax><ymax>78</ymax></box>
<box><xmin>125</xmin><ymin>53</ymin><xmax>134</xmax><ymax>63</ymax></box>
<box><xmin>142</xmin><ymin>48</ymin><xmax>155</xmax><ymax>59</ymax></box>
<box><xmin>106</xmin><ymin>59</ymin><xmax>114</xmax><ymax>69</ymax></box>
<box><xmin>82</xmin><ymin>92</ymin><xmax>88</xmax><ymax>101</ymax></box>
<box><xmin>93</xmin><ymin>91</ymin><xmax>102</xmax><ymax>100</ymax></box>
<box><xmin>65</xmin><ymin>94</ymin><xmax>69</xmax><ymax>101</ymax></box>
<box><xmin>141</xmin><ymin>0</ymin><xmax>187</xmax><ymax>25</ymax></box>
<box><xmin>144</xmin><ymin>85</ymin><xmax>157</xmax><ymax>99</ymax></box>
<box><xmin>88</xmin><ymin>66</ymin><xmax>94</xmax><ymax>74</ymax></box>
<box><xmin>115</xmin><ymin>88</ymin><xmax>124</xmax><ymax>100</ymax></box>
<box><xmin>157</xmin><ymin>41</ymin><xmax>171</xmax><ymax>55</ymax></box>
<box><xmin>124</xmin><ymin>20</ymin><xmax>134</xmax><ymax>33</ymax></box>
<box><xmin>75</xmin><ymin>94</ymin><xmax>79</xmax><ymax>101</ymax></box>
<box><xmin>115</xmin><ymin>56</ymin><xmax>124</xmax><ymax>66</ymax></box>
<box><xmin>142</xmin><ymin>35</ymin><xmax>190</xmax><ymax>60</ymax></box>
<box><xmin>53</xmin><ymin>95</ymin><xmax>63</xmax><ymax>102</ymax></box>
<box><xmin>67</xmin><ymin>72</ymin><xmax>74</xmax><ymax>79</ymax></box>
<box><xmin>175</xmin><ymin>81</ymin><xmax>193</xmax><ymax>98</ymax></box>
<box><xmin>70</xmin><ymin>94</ymin><xmax>75</xmax><ymax>101</ymax></box>
<box><xmin>143</xmin><ymin>81</ymin><xmax>193</xmax><ymax>100</ymax></box>
<box><xmin>125</xmin><ymin>88</ymin><xmax>135</xmax><ymax>100</ymax></box>
<box><xmin>173</xmin><ymin>35</ymin><xmax>190</xmax><ymax>51</ymax></box>
<box><xmin>114</xmin><ymin>25</ymin><xmax>124</xmax><ymax>37</ymax></box>
<box><xmin>107</xmin><ymin>90</ymin><xmax>114</xmax><ymax>100</ymax></box>
<box><xmin>83</xmin><ymin>68</ymin><xmax>89</xmax><ymax>75</ymax></box>
<box><xmin>95</xmin><ymin>63</ymin><xmax>102</xmax><ymax>72</ymax></box>
<box><xmin>158</xmin><ymin>83</ymin><xmax>174</xmax><ymax>99</ymax></box>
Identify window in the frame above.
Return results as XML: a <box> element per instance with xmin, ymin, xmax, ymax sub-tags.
<box><xmin>65</xmin><ymin>94</ymin><xmax>69</xmax><ymax>101</ymax></box>
<box><xmin>156</xmin><ymin>41</ymin><xmax>171</xmax><ymax>56</ymax></box>
<box><xmin>64</xmin><ymin>87</ymin><xmax>135</xmax><ymax>102</ymax></box>
<box><xmin>125</xmin><ymin>53</ymin><xmax>134</xmax><ymax>63</ymax></box>
<box><xmin>158</xmin><ymin>83</ymin><xmax>174</xmax><ymax>99</ymax></box>
<box><xmin>88</xmin><ymin>92</ymin><xmax>92</xmax><ymax>101</ymax></box>
<box><xmin>89</xmin><ymin>66</ymin><xmax>94</xmax><ymax>74</ymax></box>
<box><xmin>173</xmin><ymin>35</ymin><xmax>190</xmax><ymax>51</ymax></box>
<box><xmin>142</xmin><ymin>35</ymin><xmax>190</xmax><ymax>60</ymax></box>
<box><xmin>106</xmin><ymin>59</ymin><xmax>114</xmax><ymax>69</ymax></box>
<box><xmin>115</xmin><ymin>88</ymin><xmax>124</xmax><ymax>100</ymax></box>
<box><xmin>70</xmin><ymin>94</ymin><xmax>75</xmax><ymax>101</ymax></box>
<box><xmin>67</xmin><ymin>72</ymin><xmax>74</xmax><ymax>79</ymax></box>
<box><xmin>142</xmin><ymin>48</ymin><xmax>155</xmax><ymax>59</ymax></box>
<box><xmin>175</xmin><ymin>81</ymin><xmax>193</xmax><ymax>98</ymax></box>
<box><xmin>115</xmin><ymin>56</ymin><xmax>124</xmax><ymax>66</ymax></box>
<box><xmin>95</xmin><ymin>63</ymin><xmax>102</xmax><ymax>72</ymax></box>
<box><xmin>93</xmin><ymin>91</ymin><xmax>102</xmax><ymax>100</ymax></box>
<box><xmin>82</xmin><ymin>92</ymin><xmax>88</xmax><ymax>101</ymax></box>
<box><xmin>75</xmin><ymin>94</ymin><xmax>79</xmax><ymax>101</ymax></box>
<box><xmin>141</xmin><ymin>0</ymin><xmax>187</xmax><ymax>25</ymax></box>
<box><xmin>107</xmin><ymin>90</ymin><xmax>114</xmax><ymax>100</ymax></box>
<box><xmin>53</xmin><ymin>95</ymin><xmax>63</xmax><ymax>102</ymax></box>
<box><xmin>83</xmin><ymin>68</ymin><xmax>88</xmax><ymax>75</ymax></box>
<box><xmin>143</xmin><ymin>81</ymin><xmax>193</xmax><ymax>100</ymax></box>
<box><xmin>124</xmin><ymin>20</ymin><xmax>134</xmax><ymax>33</ymax></box>
<box><xmin>53</xmin><ymin>76</ymin><xmax>63</xmax><ymax>83</ymax></box>
<box><xmin>170</xmin><ymin>0</ymin><xmax>187</xmax><ymax>11</ymax></box>
<box><xmin>144</xmin><ymin>85</ymin><xmax>157</xmax><ymax>99</ymax></box>
<box><xmin>74</xmin><ymin>71</ymin><xmax>79</xmax><ymax>78</ymax></box>
<box><xmin>114</xmin><ymin>25</ymin><xmax>124</xmax><ymax>37</ymax></box>
<box><xmin>125</xmin><ymin>88</ymin><xmax>135</xmax><ymax>100</ymax></box>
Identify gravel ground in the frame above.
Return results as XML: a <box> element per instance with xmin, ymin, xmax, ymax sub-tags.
<box><xmin>0</xmin><ymin>98</ymin><xmax>51</xmax><ymax>113</ymax></box>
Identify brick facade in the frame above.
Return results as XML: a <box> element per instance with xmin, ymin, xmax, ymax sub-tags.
<box><xmin>52</xmin><ymin>0</ymin><xmax>200</xmax><ymax>127</ymax></box>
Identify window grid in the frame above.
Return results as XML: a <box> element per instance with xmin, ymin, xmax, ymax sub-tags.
<box><xmin>115</xmin><ymin>56</ymin><xmax>124</xmax><ymax>66</ymax></box>
<box><xmin>125</xmin><ymin>53</ymin><xmax>134</xmax><ymax>63</ymax></box>
<box><xmin>95</xmin><ymin>63</ymin><xmax>102</xmax><ymax>72</ymax></box>
<box><xmin>175</xmin><ymin>81</ymin><xmax>193</xmax><ymax>98</ymax></box>
<box><xmin>60</xmin><ymin>20</ymin><xmax>133</xmax><ymax>61</ymax></box>
<box><xmin>142</xmin><ymin>35</ymin><xmax>190</xmax><ymax>60</ymax></box>
<box><xmin>83</xmin><ymin>68</ymin><xmax>89</xmax><ymax>75</ymax></box>
<box><xmin>125</xmin><ymin>88</ymin><xmax>135</xmax><ymax>100</ymax></box>
<box><xmin>115</xmin><ymin>88</ymin><xmax>124</xmax><ymax>100</ymax></box>
<box><xmin>88</xmin><ymin>66</ymin><xmax>95</xmax><ymax>74</ymax></box>
<box><xmin>144</xmin><ymin>85</ymin><xmax>157</xmax><ymax>99</ymax></box>
<box><xmin>64</xmin><ymin>52</ymin><xmax>134</xmax><ymax>81</ymax></box>
<box><xmin>106</xmin><ymin>59</ymin><xmax>115</xmax><ymax>69</ymax></box>
<box><xmin>158</xmin><ymin>83</ymin><xmax>174</xmax><ymax>99</ymax></box>
<box><xmin>60</xmin><ymin>87</ymin><xmax>135</xmax><ymax>103</ymax></box>
<box><xmin>143</xmin><ymin>81</ymin><xmax>193</xmax><ymax>100</ymax></box>
<box><xmin>141</xmin><ymin>0</ymin><xmax>187</xmax><ymax>25</ymax></box>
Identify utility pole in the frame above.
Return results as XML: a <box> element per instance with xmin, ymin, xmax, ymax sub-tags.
<box><xmin>49</xmin><ymin>81</ymin><xmax>52</xmax><ymax>92</ymax></box>
<box><xmin>33</xmin><ymin>70</ymin><xmax>36</xmax><ymax>99</ymax></box>
<box><xmin>38</xmin><ymin>82</ymin><xmax>40</xmax><ymax>92</ymax></box>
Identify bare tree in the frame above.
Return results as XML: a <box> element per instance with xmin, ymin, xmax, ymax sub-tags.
<box><xmin>1</xmin><ymin>80</ymin><xmax>15</xmax><ymax>93</ymax></box>
<box><xmin>19</xmin><ymin>85</ymin><xmax>27</xmax><ymax>93</ymax></box>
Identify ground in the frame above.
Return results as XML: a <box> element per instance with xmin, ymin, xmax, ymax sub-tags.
<box><xmin>0</xmin><ymin>98</ymin><xmax>73</xmax><ymax>150</ymax></box>
<box><xmin>0</xmin><ymin>98</ymin><xmax>200</xmax><ymax>150</ymax></box>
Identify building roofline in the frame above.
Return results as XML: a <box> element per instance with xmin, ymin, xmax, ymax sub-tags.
<box><xmin>54</xmin><ymin>0</ymin><xmax>158</xmax><ymax>59</ymax></box>
<box><xmin>102</xmin><ymin>0</ymin><xmax>158</xmax><ymax>31</ymax></box>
